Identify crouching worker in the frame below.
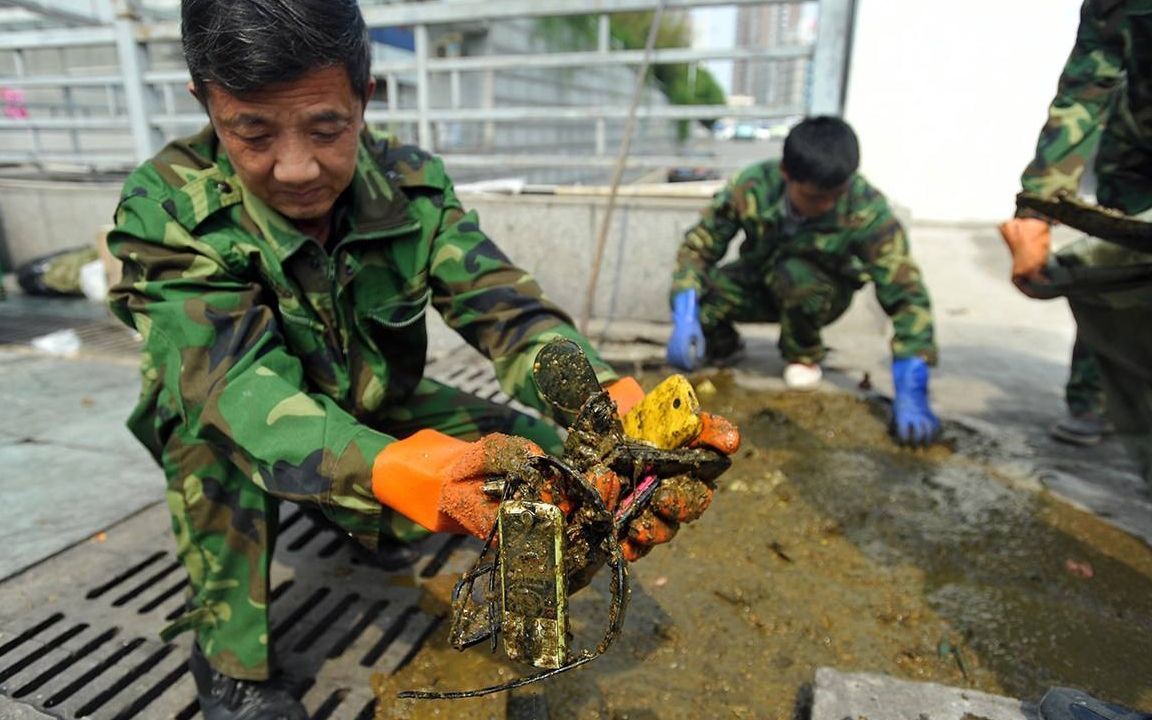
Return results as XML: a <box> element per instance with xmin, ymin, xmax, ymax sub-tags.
<box><xmin>667</xmin><ymin>116</ymin><xmax>941</xmax><ymax>446</ymax></box>
<box><xmin>106</xmin><ymin>1</ymin><xmax>739</xmax><ymax>718</ymax></box>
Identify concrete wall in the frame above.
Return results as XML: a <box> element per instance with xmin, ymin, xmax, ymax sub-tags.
<box><xmin>843</xmin><ymin>0</ymin><xmax>1084</xmax><ymax>223</ymax></box>
<box><xmin>0</xmin><ymin>178</ymin><xmax>700</xmax><ymax>323</ymax></box>
<box><xmin>0</xmin><ymin>178</ymin><xmax>121</xmax><ymax>270</ymax></box>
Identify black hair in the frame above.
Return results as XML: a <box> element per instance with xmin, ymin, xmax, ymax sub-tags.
<box><xmin>181</xmin><ymin>0</ymin><xmax>372</xmax><ymax>105</ymax></box>
<box><xmin>780</xmin><ymin>116</ymin><xmax>860</xmax><ymax>189</ymax></box>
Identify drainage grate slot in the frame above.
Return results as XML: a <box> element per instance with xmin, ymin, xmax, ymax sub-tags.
<box><xmin>42</xmin><ymin>638</ymin><xmax>146</xmax><ymax>709</ymax></box>
<box><xmin>354</xmin><ymin>698</ymin><xmax>378</xmax><ymax>720</ymax></box>
<box><xmin>279</xmin><ymin>507</ymin><xmax>305</xmax><ymax>533</ymax></box>
<box><xmin>360</xmin><ymin>605</ymin><xmax>418</xmax><ymax>667</ymax></box>
<box><xmin>138</xmin><ymin>577</ymin><xmax>189</xmax><ymax>614</ymax></box>
<box><xmin>271</xmin><ymin>579</ymin><xmax>294</xmax><ymax>602</ymax></box>
<box><xmin>112</xmin><ymin>560</ymin><xmax>181</xmax><ymax>607</ymax></box>
<box><xmin>174</xmin><ymin>699</ymin><xmax>199</xmax><ymax>720</ymax></box>
<box><xmin>12</xmin><ymin>627</ymin><xmax>119</xmax><ymax>698</ymax></box>
<box><xmin>107</xmin><ymin>654</ymin><xmax>188</xmax><ymax>720</ymax></box>
<box><xmin>312</xmin><ymin>687</ymin><xmax>350</xmax><ymax>720</ymax></box>
<box><xmin>394</xmin><ymin>614</ymin><xmax>443</xmax><ymax>674</ymax></box>
<box><xmin>292</xmin><ymin>592</ymin><xmax>361</xmax><ymax>654</ymax></box>
<box><xmin>271</xmin><ymin>586</ymin><xmax>330</xmax><ymax>637</ymax></box>
<box><xmin>286</xmin><ymin>522</ymin><xmax>323</xmax><ymax>552</ymax></box>
<box><xmin>327</xmin><ymin>599</ymin><xmax>389</xmax><ymax>659</ymax></box>
<box><xmin>0</xmin><ymin>613</ymin><xmax>64</xmax><ymax>658</ymax></box>
<box><xmin>292</xmin><ymin>677</ymin><xmax>316</xmax><ymax>701</ymax></box>
<box><xmin>420</xmin><ymin>533</ymin><xmax>469</xmax><ymax>578</ymax></box>
<box><xmin>86</xmin><ymin>552</ymin><xmax>166</xmax><ymax>600</ymax></box>
<box><xmin>73</xmin><ymin>644</ymin><xmax>177</xmax><ymax>717</ymax></box>
<box><xmin>317</xmin><ymin>534</ymin><xmax>347</xmax><ymax>558</ymax></box>
<box><xmin>0</xmin><ymin>622</ymin><xmax>89</xmax><ymax>684</ymax></box>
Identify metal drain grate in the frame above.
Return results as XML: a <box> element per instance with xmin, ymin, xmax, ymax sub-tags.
<box><xmin>0</xmin><ymin>313</ymin><xmax>141</xmax><ymax>359</ymax></box>
<box><xmin>0</xmin><ymin>502</ymin><xmax>482</xmax><ymax>719</ymax></box>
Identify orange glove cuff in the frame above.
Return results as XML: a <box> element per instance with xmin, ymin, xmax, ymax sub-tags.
<box><xmin>605</xmin><ymin>376</ymin><xmax>645</xmax><ymax>418</ymax></box>
<box><xmin>372</xmin><ymin>429</ymin><xmax>469</xmax><ymax>535</ymax></box>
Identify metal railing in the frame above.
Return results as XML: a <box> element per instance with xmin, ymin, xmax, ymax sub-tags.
<box><xmin>0</xmin><ymin>0</ymin><xmax>854</xmax><ymax>173</ymax></box>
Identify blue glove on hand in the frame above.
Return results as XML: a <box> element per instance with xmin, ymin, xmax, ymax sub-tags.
<box><xmin>891</xmin><ymin>356</ymin><xmax>941</xmax><ymax>447</ymax></box>
<box><xmin>667</xmin><ymin>289</ymin><xmax>706</xmax><ymax>371</ymax></box>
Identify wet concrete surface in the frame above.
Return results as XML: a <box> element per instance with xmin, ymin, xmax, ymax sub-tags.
<box><xmin>374</xmin><ymin>375</ymin><xmax>1151</xmax><ymax>719</ymax></box>
<box><xmin>4</xmin><ymin>218</ymin><xmax>1152</xmax><ymax>719</ymax></box>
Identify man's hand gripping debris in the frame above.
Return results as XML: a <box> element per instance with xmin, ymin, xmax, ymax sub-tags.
<box><xmin>399</xmin><ymin>338</ymin><xmax>740</xmax><ymax>699</ymax></box>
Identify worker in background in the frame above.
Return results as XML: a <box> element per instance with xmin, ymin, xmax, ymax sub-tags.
<box><xmin>998</xmin><ymin>0</ymin><xmax>1130</xmax><ymax>447</ymax></box>
<box><xmin>1004</xmin><ymin>2</ymin><xmax>1152</xmax><ymax>716</ymax></box>
<box><xmin>666</xmin><ymin>116</ymin><xmax>941</xmax><ymax>447</ymax></box>
<box><xmin>106</xmin><ymin>1</ymin><xmax>739</xmax><ymax>717</ymax></box>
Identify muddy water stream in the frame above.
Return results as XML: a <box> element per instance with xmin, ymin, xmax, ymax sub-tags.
<box><xmin>375</xmin><ymin>372</ymin><xmax>1152</xmax><ymax>719</ymax></box>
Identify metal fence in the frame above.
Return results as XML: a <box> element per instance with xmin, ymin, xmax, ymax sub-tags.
<box><xmin>0</xmin><ymin>0</ymin><xmax>854</xmax><ymax>176</ymax></box>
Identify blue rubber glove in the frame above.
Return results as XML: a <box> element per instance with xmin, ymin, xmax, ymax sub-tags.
<box><xmin>666</xmin><ymin>289</ymin><xmax>706</xmax><ymax>370</ymax></box>
<box><xmin>891</xmin><ymin>356</ymin><xmax>941</xmax><ymax>447</ymax></box>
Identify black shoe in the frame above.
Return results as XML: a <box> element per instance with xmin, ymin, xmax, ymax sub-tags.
<box><xmin>703</xmin><ymin>324</ymin><xmax>746</xmax><ymax>367</ymax></box>
<box><xmin>1049</xmin><ymin>411</ymin><xmax>1114</xmax><ymax>446</ymax></box>
<box><xmin>1039</xmin><ymin>687</ymin><xmax>1152</xmax><ymax>720</ymax></box>
<box><xmin>189</xmin><ymin>643</ymin><xmax>307</xmax><ymax>720</ymax></box>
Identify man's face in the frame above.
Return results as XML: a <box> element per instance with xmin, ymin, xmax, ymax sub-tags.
<box><xmin>783</xmin><ymin>177</ymin><xmax>849</xmax><ymax>219</ymax></box>
<box><xmin>201</xmin><ymin>66</ymin><xmax>371</xmax><ymax>223</ymax></box>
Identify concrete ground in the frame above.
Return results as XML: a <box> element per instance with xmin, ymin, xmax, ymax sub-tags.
<box><xmin>0</xmin><ymin>218</ymin><xmax>1147</xmax><ymax>718</ymax></box>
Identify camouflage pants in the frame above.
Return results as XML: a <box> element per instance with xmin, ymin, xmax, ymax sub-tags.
<box><xmin>1068</xmin><ymin>297</ymin><xmax>1152</xmax><ymax>484</ymax></box>
<box><xmin>161</xmin><ymin>377</ymin><xmax>562</xmax><ymax>680</ymax></box>
<box><xmin>698</xmin><ymin>256</ymin><xmax>855</xmax><ymax>364</ymax></box>
<box><xmin>1065</xmin><ymin>337</ymin><xmax>1105</xmax><ymax>416</ymax></box>
<box><xmin>1063</xmin><ymin>129</ymin><xmax>1152</xmax><ymax>419</ymax></box>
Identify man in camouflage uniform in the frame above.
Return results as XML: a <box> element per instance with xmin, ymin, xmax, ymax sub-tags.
<box><xmin>106</xmin><ymin>1</ymin><xmax>737</xmax><ymax>717</ymax></box>
<box><xmin>999</xmin><ymin>0</ymin><xmax>1137</xmax><ymax>446</ymax></box>
<box><xmin>1001</xmin><ymin>0</ymin><xmax>1152</xmax><ymax>448</ymax></box>
<box><xmin>1003</xmin><ymin>3</ymin><xmax>1152</xmax><ymax>717</ymax></box>
<box><xmin>667</xmin><ymin>116</ymin><xmax>941</xmax><ymax>446</ymax></box>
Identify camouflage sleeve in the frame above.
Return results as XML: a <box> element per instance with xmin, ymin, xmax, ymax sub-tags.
<box><xmin>1019</xmin><ymin>0</ymin><xmax>1124</xmax><ymax>204</ymax></box>
<box><xmin>425</xmin><ymin>176</ymin><xmax>618</xmax><ymax>416</ymax></box>
<box><xmin>671</xmin><ymin>181</ymin><xmax>743</xmax><ymax>296</ymax></box>
<box><xmin>108</xmin><ymin>193</ymin><xmax>393</xmax><ymax>520</ymax></box>
<box><xmin>855</xmin><ymin>209</ymin><xmax>938</xmax><ymax>364</ymax></box>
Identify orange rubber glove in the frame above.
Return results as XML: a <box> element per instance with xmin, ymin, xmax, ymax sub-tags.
<box><xmin>605</xmin><ymin>376</ymin><xmax>645</xmax><ymax>418</ymax></box>
<box><xmin>613</xmin><ymin>376</ymin><xmax>741</xmax><ymax>561</ymax></box>
<box><xmin>998</xmin><ymin>217</ymin><xmax>1051</xmax><ymax>293</ymax></box>
<box><xmin>372</xmin><ymin>430</ymin><xmax>545</xmax><ymax>539</ymax></box>
<box><xmin>372</xmin><ymin>429</ymin><xmax>628</xmax><ymax>540</ymax></box>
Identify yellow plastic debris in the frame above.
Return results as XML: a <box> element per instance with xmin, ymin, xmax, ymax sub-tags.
<box><xmin>621</xmin><ymin>374</ymin><xmax>702</xmax><ymax>449</ymax></box>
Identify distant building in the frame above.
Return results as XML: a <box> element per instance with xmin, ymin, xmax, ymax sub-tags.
<box><xmin>732</xmin><ymin>2</ymin><xmax>816</xmax><ymax>112</ymax></box>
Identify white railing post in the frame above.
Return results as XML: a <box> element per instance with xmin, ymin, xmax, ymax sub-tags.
<box><xmin>596</xmin><ymin>13</ymin><xmax>610</xmax><ymax>157</ymax></box>
<box><xmin>809</xmin><ymin>0</ymin><xmax>856</xmax><ymax>116</ymax></box>
<box><xmin>109</xmin><ymin>0</ymin><xmax>161</xmax><ymax>162</ymax></box>
<box><xmin>414</xmin><ymin>23</ymin><xmax>432</xmax><ymax>150</ymax></box>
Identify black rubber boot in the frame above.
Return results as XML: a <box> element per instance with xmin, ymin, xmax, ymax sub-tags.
<box><xmin>189</xmin><ymin>643</ymin><xmax>308</xmax><ymax>720</ymax></box>
<box><xmin>703</xmin><ymin>322</ymin><xmax>746</xmax><ymax>366</ymax></box>
<box><xmin>1039</xmin><ymin>687</ymin><xmax>1152</xmax><ymax>720</ymax></box>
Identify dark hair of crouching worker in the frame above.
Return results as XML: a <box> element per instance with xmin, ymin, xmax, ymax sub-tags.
<box><xmin>181</xmin><ymin>0</ymin><xmax>372</xmax><ymax>105</ymax></box>
<box><xmin>781</xmin><ymin>115</ymin><xmax>861</xmax><ymax>190</ymax></box>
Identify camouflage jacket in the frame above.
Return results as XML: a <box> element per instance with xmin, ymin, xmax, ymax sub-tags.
<box><xmin>108</xmin><ymin>125</ymin><xmax>616</xmax><ymax>511</ymax></box>
<box><xmin>1019</xmin><ymin>0</ymin><xmax>1152</xmax><ymax>202</ymax></box>
<box><xmin>673</xmin><ymin>161</ymin><xmax>936</xmax><ymax>362</ymax></box>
